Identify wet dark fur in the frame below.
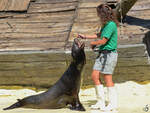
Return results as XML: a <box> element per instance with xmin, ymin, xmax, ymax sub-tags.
<box><xmin>143</xmin><ymin>31</ymin><xmax>150</xmax><ymax>57</ymax></box>
<box><xmin>3</xmin><ymin>38</ymin><xmax>86</xmax><ymax>111</ymax></box>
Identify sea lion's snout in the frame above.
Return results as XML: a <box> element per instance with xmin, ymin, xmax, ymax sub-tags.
<box><xmin>74</xmin><ymin>38</ymin><xmax>85</xmax><ymax>49</ymax></box>
<box><xmin>71</xmin><ymin>38</ymin><xmax>86</xmax><ymax>64</ymax></box>
<box><xmin>72</xmin><ymin>38</ymin><xmax>85</xmax><ymax>54</ymax></box>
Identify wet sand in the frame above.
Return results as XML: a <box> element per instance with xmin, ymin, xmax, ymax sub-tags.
<box><xmin>0</xmin><ymin>81</ymin><xmax>150</xmax><ymax>113</ymax></box>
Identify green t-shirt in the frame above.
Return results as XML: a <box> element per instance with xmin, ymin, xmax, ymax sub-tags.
<box><xmin>99</xmin><ymin>21</ymin><xmax>118</xmax><ymax>52</ymax></box>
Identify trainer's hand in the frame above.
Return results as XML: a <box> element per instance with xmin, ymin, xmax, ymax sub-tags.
<box><xmin>90</xmin><ymin>41</ymin><xmax>97</xmax><ymax>50</ymax></box>
<box><xmin>77</xmin><ymin>34</ymin><xmax>86</xmax><ymax>39</ymax></box>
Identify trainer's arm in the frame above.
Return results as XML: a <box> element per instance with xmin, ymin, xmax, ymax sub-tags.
<box><xmin>85</xmin><ymin>34</ymin><xmax>98</xmax><ymax>39</ymax></box>
<box><xmin>78</xmin><ymin>34</ymin><xmax>98</xmax><ymax>39</ymax></box>
<box><xmin>90</xmin><ymin>37</ymin><xmax>108</xmax><ymax>46</ymax></box>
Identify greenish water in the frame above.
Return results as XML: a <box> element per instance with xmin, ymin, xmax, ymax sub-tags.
<box><xmin>0</xmin><ymin>46</ymin><xmax>149</xmax><ymax>90</ymax></box>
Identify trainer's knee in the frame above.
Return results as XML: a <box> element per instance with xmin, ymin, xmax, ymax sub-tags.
<box><xmin>91</xmin><ymin>70</ymin><xmax>100</xmax><ymax>84</ymax></box>
<box><xmin>104</xmin><ymin>74</ymin><xmax>114</xmax><ymax>87</ymax></box>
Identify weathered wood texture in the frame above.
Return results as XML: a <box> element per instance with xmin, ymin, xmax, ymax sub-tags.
<box><xmin>69</xmin><ymin>0</ymin><xmax>101</xmax><ymax>42</ymax></box>
<box><xmin>28</xmin><ymin>2</ymin><xmax>78</xmax><ymax>13</ymax></box>
<box><xmin>0</xmin><ymin>0</ymin><xmax>31</xmax><ymax>12</ymax></box>
<box><xmin>0</xmin><ymin>0</ymin><xmax>78</xmax><ymax>51</ymax></box>
<box><xmin>69</xmin><ymin>0</ymin><xmax>150</xmax><ymax>48</ymax></box>
<box><xmin>0</xmin><ymin>0</ymin><xmax>149</xmax><ymax>51</ymax></box>
<box><xmin>36</xmin><ymin>0</ymin><xmax>78</xmax><ymax>4</ymax></box>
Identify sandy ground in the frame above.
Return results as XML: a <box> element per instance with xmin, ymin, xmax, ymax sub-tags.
<box><xmin>0</xmin><ymin>81</ymin><xmax>150</xmax><ymax>113</ymax></box>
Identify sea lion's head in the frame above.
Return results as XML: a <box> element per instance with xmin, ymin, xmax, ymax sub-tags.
<box><xmin>71</xmin><ymin>38</ymin><xmax>86</xmax><ymax>65</ymax></box>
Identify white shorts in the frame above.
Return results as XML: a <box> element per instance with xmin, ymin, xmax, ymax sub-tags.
<box><xmin>93</xmin><ymin>52</ymin><xmax>118</xmax><ymax>74</ymax></box>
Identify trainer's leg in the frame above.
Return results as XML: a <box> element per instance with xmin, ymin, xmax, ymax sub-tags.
<box><xmin>91</xmin><ymin>70</ymin><xmax>101</xmax><ymax>85</ymax></box>
<box><xmin>104</xmin><ymin>74</ymin><xmax>117</xmax><ymax>111</ymax></box>
<box><xmin>104</xmin><ymin>74</ymin><xmax>114</xmax><ymax>87</ymax></box>
<box><xmin>91</xmin><ymin>70</ymin><xmax>105</xmax><ymax>110</ymax></box>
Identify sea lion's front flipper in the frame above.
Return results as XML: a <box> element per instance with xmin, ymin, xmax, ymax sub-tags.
<box><xmin>69</xmin><ymin>99</ymin><xmax>86</xmax><ymax>111</ymax></box>
<box><xmin>17</xmin><ymin>99</ymin><xmax>21</xmax><ymax>102</ymax></box>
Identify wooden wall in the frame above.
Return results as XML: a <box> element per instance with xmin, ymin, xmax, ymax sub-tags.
<box><xmin>0</xmin><ymin>0</ymin><xmax>150</xmax><ymax>51</ymax></box>
<box><xmin>0</xmin><ymin>0</ymin><xmax>31</xmax><ymax>12</ymax></box>
<box><xmin>0</xmin><ymin>0</ymin><xmax>78</xmax><ymax>51</ymax></box>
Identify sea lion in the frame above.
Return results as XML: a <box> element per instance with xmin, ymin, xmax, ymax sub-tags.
<box><xmin>3</xmin><ymin>38</ymin><xmax>86</xmax><ymax>111</ymax></box>
<box><xmin>143</xmin><ymin>31</ymin><xmax>150</xmax><ymax>57</ymax></box>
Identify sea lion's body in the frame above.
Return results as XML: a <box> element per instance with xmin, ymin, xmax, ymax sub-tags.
<box><xmin>3</xmin><ymin>38</ymin><xmax>86</xmax><ymax>111</ymax></box>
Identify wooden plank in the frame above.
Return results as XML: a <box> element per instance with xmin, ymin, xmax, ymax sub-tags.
<box><xmin>0</xmin><ymin>23</ymin><xmax>10</xmax><ymax>29</ymax></box>
<box><xmin>20</xmin><ymin>11</ymin><xmax>75</xmax><ymax>19</ymax></box>
<box><xmin>0</xmin><ymin>17</ymin><xmax>74</xmax><ymax>23</ymax></box>
<box><xmin>128</xmin><ymin>10</ymin><xmax>150</xmax><ymax>17</ymax></box>
<box><xmin>0</xmin><ymin>26</ymin><xmax>70</xmax><ymax>34</ymax></box>
<box><xmin>132</xmin><ymin>0</ymin><xmax>150</xmax><ymax>6</ymax></box>
<box><xmin>78</xmin><ymin>8</ymin><xmax>97</xmax><ymax>13</ymax></box>
<box><xmin>0</xmin><ymin>11</ymin><xmax>75</xmax><ymax>23</ymax></box>
<box><xmin>0</xmin><ymin>41</ymin><xmax>66</xmax><ymax>51</ymax></box>
<box><xmin>36</xmin><ymin>0</ymin><xmax>78</xmax><ymax>3</ymax></box>
<box><xmin>0</xmin><ymin>7</ymin><xmax>74</xmax><ymax>51</ymax></box>
<box><xmin>7</xmin><ymin>0</ymin><xmax>31</xmax><ymax>11</ymax></box>
<box><xmin>0</xmin><ymin>38</ymin><xmax>67</xmax><ymax>43</ymax></box>
<box><xmin>69</xmin><ymin>1</ymin><xmax>150</xmax><ymax>41</ymax></box>
<box><xmin>0</xmin><ymin>34</ymin><xmax>68</xmax><ymax>43</ymax></box>
<box><xmin>0</xmin><ymin>32</ymin><xmax>68</xmax><ymax>39</ymax></box>
<box><xmin>74</xmin><ymin>8</ymin><xmax>99</xmax><ymax>22</ymax></box>
<box><xmin>28</xmin><ymin>2</ymin><xmax>77</xmax><ymax>13</ymax></box>
<box><xmin>0</xmin><ymin>10</ymin><xmax>75</xmax><ymax>19</ymax></box>
<box><xmin>0</xmin><ymin>0</ymin><xmax>31</xmax><ymax>12</ymax></box>
<box><xmin>69</xmin><ymin>8</ymin><xmax>99</xmax><ymax>41</ymax></box>
<box><xmin>0</xmin><ymin>35</ymin><xmax>68</xmax><ymax>44</ymax></box>
<box><xmin>131</xmin><ymin>3</ymin><xmax>150</xmax><ymax>11</ymax></box>
<box><xmin>79</xmin><ymin>1</ymin><xmax>102</xmax><ymax>8</ymax></box>
<box><xmin>0</xmin><ymin>12</ymin><xmax>26</xmax><ymax>19</ymax></box>
<box><xmin>80</xmin><ymin>0</ymin><xmax>102</xmax><ymax>2</ymax></box>
<box><xmin>0</xmin><ymin>15</ymin><xmax>74</xmax><ymax>23</ymax></box>
<box><xmin>0</xmin><ymin>0</ymin><xmax>9</xmax><ymax>11</ymax></box>
<box><xmin>0</xmin><ymin>22</ymin><xmax>72</xmax><ymax>30</ymax></box>
<box><xmin>69</xmin><ymin>21</ymin><xmax>148</xmax><ymax>42</ymax></box>
<box><xmin>75</xmin><ymin>13</ymin><xmax>99</xmax><ymax>22</ymax></box>
<box><xmin>69</xmin><ymin>22</ymin><xmax>99</xmax><ymax>41</ymax></box>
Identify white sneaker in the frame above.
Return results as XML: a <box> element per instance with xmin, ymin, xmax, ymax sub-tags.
<box><xmin>91</xmin><ymin>100</ymin><xmax>105</xmax><ymax>110</ymax></box>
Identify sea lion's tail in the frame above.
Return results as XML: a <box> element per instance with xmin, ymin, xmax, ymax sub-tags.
<box><xmin>3</xmin><ymin>99</ymin><xmax>23</xmax><ymax>110</ymax></box>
